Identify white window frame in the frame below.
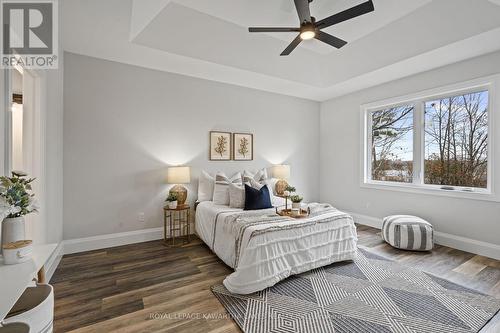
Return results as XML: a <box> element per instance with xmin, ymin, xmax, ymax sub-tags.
<box><xmin>360</xmin><ymin>75</ymin><xmax>498</xmax><ymax>202</ymax></box>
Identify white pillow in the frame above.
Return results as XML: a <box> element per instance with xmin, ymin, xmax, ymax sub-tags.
<box><xmin>266</xmin><ymin>178</ymin><xmax>278</xmax><ymax>196</ymax></box>
<box><xmin>248</xmin><ymin>178</ymin><xmax>264</xmax><ymax>190</ymax></box>
<box><xmin>213</xmin><ymin>172</ymin><xmax>242</xmax><ymax>205</ymax></box>
<box><xmin>229</xmin><ymin>183</ymin><xmax>245</xmax><ymax>208</ymax></box>
<box><xmin>197</xmin><ymin>170</ymin><xmax>214</xmax><ymax>202</ymax></box>
<box><xmin>242</xmin><ymin>169</ymin><xmax>268</xmax><ymax>184</ymax></box>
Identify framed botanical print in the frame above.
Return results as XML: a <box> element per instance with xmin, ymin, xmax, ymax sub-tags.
<box><xmin>210</xmin><ymin>131</ymin><xmax>232</xmax><ymax>160</ymax></box>
<box><xmin>233</xmin><ymin>133</ymin><xmax>253</xmax><ymax>161</ymax></box>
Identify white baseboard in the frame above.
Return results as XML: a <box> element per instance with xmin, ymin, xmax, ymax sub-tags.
<box><xmin>348</xmin><ymin>212</ymin><xmax>383</xmax><ymax>229</ymax></box>
<box><xmin>45</xmin><ymin>242</ymin><xmax>64</xmax><ymax>282</ymax></box>
<box><xmin>62</xmin><ymin>227</ymin><xmax>164</xmax><ymax>254</ymax></box>
<box><xmin>58</xmin><ymin>221</ymin><xmax>195</xmax><ymax>255</ymax></box>
<box><xmin>432</xmin><ymin>232</ymin><xmax>500</xmax><ymax>261</ymax></box>
<box><xmin>348</xmin><ymin>211</ymin><xmax>500</xmax><ymax>260</ymax></box>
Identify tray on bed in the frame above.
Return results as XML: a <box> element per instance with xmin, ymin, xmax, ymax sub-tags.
<box><xmin>276</xmin><ymin>207</ymin><xmax>310</xmax><ymax>219</ymax></box>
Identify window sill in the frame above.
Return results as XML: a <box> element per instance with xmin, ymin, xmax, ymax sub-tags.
<box><xmin>360</xmin><ymin>181</ymin><xmax>499</xmax><ymax>202</ymax></box>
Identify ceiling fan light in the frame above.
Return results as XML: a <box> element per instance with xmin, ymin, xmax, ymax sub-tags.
<box><xmin>300</xmin><ymin>30</ymin><xmax>316</xmax><ymax>40</ymax></box>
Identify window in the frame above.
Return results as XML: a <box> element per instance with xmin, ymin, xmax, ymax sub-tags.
<box><xmin>371</xmin><ymin>105</ymin><xmax>414</xmax><ymax>183</ymax></box>
<box><xmin>424</xmin><ymin>91</ymin><xmax>488</xmax><ymax>189</ymax></box>
<box><xmin>362</xmin><ymin>79</ymin><xmax>495</xmax><ymax>199</ymax></box>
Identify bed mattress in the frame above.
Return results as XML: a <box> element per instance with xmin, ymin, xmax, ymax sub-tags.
<box><xmin>195</xmin><ymin>201</ymin><xmax>358</xmax><ymax>294</ymax></box>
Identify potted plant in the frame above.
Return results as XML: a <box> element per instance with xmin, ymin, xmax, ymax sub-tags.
<box><xmin>0</xmin><ymin>171</ymin><xmax>39</xmax><ymax>251</ymax></box>
<box><xmin>166</xmin><ymin>193</ymin><xmax>178</xmax><ymax>209</ymax></box>
<box><xmin>283</xmin><ymin>185</ymin><xmax>296</xmax><ymax>197</ymax></box>
<box><xmin>289</xmin><ymin>195</ymin><xmax>303</xmax><ymax>209</ymax></box>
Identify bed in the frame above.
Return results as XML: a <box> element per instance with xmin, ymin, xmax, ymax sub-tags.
<box><xmin>195</xmin><ymin>201</ymin><xmax>358</xmax><ymax>294</ymax></box>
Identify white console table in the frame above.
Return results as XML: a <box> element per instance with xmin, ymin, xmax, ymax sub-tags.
<box><xmin>0</xmin><ymin>244</ymin><xmax>57</xmax><ymax>321</ymax></box>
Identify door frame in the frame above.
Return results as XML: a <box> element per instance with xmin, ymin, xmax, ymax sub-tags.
<box><xmin>2</xmin><ymin>66</ymin><xmax>47</xmax><ymax>243</ymax></box>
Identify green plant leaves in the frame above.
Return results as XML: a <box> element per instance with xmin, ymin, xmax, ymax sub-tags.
<box><xmin>0</xmin><ymin>172</ymin><xmax>37</xmax><ymax>219</ymax></box>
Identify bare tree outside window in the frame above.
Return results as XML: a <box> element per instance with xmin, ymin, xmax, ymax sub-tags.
<box><xmin>371</xmin><ymin>106</ymin><xmax>414</xmax><ymax>183</ymax></box>
<box><xmin>424</xmin><ymin>91</ymin><xmax>488</xmax><ymax>188</ymax></box>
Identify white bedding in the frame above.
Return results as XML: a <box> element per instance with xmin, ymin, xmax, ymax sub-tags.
<box><xmin>195</xmin><ymin>201</ymin><xmax>358</xmax><ymax>294</ymax></box>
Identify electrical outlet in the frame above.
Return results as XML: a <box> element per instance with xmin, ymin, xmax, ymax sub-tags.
<box><xmin>138</xmin><ymin>212</ymin><xmax>145</xmax><ymax>222</ymax></box>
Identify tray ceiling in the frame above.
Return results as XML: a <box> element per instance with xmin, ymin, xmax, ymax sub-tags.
<box><xmin>63</xmin><ymin>0</ymin><xmax>500</xmax><ymax>101</ymax></box>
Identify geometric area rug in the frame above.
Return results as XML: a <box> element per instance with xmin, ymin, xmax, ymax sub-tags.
<box><xmin>212</xmin><ymin>248</ymin><xmax>500</xmax><ymax>333</ymax></box>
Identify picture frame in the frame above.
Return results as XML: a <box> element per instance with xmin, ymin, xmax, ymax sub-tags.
<box><xmin>209</xmin><ymin>131</ymin><xmax>232</xmax><ymax>161</ymax></box>
<box><xmin>233</xmin><ymin>133</ymin><xmax>253</xmax><ymax>161</ymax></box>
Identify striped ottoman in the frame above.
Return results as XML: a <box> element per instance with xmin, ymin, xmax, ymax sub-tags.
<box><xmin>382</xmin><ymin>215</ymin><xmax>434</xmax><ymax>251</ymax></box>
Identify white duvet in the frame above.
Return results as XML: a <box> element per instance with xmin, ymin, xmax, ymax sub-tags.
<box><xmin>195</xmin><ymin>201</ymin><xmax>358</xmax><ymax>294</ymax></box>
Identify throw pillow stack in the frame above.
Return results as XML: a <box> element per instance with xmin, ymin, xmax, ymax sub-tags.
<box><xmin>197</xmin><ymin>168</ymin><xmax>278</xmax><ymax>210</ymax></box>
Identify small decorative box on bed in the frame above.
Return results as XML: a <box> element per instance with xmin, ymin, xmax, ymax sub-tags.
<box><xmin>195</xmin><ymin>201</ymin><xmax>358</xmax><ymax>294</ymax></box>
<box><xmin>276</xmin><ymin>207</ymin><xmax>310</xmax><ymax>219</ymax></box>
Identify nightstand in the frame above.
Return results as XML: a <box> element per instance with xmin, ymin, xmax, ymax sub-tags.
<box><xmin>163</xmin><ymin>204</ymin><xmax>190</xmax><ymax>246</ymax></box>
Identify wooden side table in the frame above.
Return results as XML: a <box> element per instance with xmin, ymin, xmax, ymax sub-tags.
<box><xmin>163</xmin><ymin>204</ymin><xmax>190</xmax><ymax>246</ymax></box>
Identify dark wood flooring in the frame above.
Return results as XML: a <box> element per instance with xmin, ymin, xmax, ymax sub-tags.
<box><xmin>51</xmin><ymin>225</ymin><xmax>500</xmax><ymax>332</ymax></box>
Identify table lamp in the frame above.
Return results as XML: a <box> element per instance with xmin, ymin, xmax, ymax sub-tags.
<box><xmin>167</xmin><ymin>166</ymin><xmax>191</xmax><ymax>205</ymax></box>
<box><xmin>272</xmin><ymin>164</ymin><xmax>290</xmax><ymax>196</ymax></box>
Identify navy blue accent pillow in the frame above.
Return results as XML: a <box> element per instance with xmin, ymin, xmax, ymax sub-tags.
<box><xmin>244</xmin><ymin>184</ymin><xmax>272</xmax><ymax>211</ymax></box>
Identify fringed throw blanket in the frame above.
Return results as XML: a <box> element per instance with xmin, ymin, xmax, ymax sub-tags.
<box><xmin>207</xmin><ymin>203</ymin><xmax>358</xmax><ymax>294</ymax></box>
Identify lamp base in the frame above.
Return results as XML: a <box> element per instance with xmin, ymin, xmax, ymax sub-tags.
<box><xmin>275</xmin><ymin>179</ymin><xmax>288</xmax><ymax>196</ymax></box>
<box><xmin>170</xmin><ymin>185</ymin><xmax>187</xmax><ymax>205</ymax></box>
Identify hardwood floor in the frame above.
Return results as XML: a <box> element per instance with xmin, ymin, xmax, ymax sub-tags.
<box><xmin>51</xmin><ymin>225</ymin><xmax>500</xmax><ymax>333</ymax></box>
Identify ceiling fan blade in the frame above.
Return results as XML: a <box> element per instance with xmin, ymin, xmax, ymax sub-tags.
<box><xmin>316</xmin><ymin>0</ymin><xmax>374</xmax><ymax>29</ymax></box>
<box><xmin>280</xmin><ymin>35</ymin><xmax>302</xmax><ymax>56</ymax></box>
<box><xmin>294</xmin><ymin>0</ymin><xmax>312</xmax><ymax>23</ymax></box>
<box><xmin>315</xmin><ymin>31</ymin><xmax>347</xmax><ymax>49</ymax></box>
<box><xmin>249</xmin><ymin>27</ymin><xmax>300</xmax><ymax>32</ymax></box>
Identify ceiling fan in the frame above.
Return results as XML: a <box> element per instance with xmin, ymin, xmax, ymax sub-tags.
<box><xmin>248</xmin><ymin>0</ymin><xmax>375</xmax><ymax>56</ymax></box>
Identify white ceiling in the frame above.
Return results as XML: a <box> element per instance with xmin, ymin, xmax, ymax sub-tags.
<box><xmin>166</xmin><ymin>0</ymin><xmax>432</xmax><ymax>55</ymax></box>
<box><xmin>62</xmin><ymin>0</ymin><xmax>500</xmax><ymax>101</ymax></box>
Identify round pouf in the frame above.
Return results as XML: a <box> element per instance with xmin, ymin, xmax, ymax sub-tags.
<box><xmin>382</xmin><ymin>215</ymin><xmax>434</xmax><ymax>251</ymax></box>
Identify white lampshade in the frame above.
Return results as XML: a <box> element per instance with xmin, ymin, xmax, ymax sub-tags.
<box><xmin>167</xmin><ymin>166</ymin><xmax>191</xmax><ymax>184</ymax></box>
<box><xmin>272</xmin><ymin>165</ymin><xmax>290</xmax><ymax>180</ymax></box>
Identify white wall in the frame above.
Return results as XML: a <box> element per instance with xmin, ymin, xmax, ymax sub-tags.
<box><xmin>63</xmin><ymin>52</ymin><xmax>320</xmax><ymax>240</ymax></box>
<box><xmin>320</xmin><ymin>50</ymin><xmax>500</xmax><ymax>246</ymax></box>
<box><xmin>44</xmin><ymin>0</ymin><xmax>65</xmax><ymax>246</ymax></box>
<box><xmin>45</xmin><ymin>61</ymin><xmax>64</xmax><ymax>245</ymax></box>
